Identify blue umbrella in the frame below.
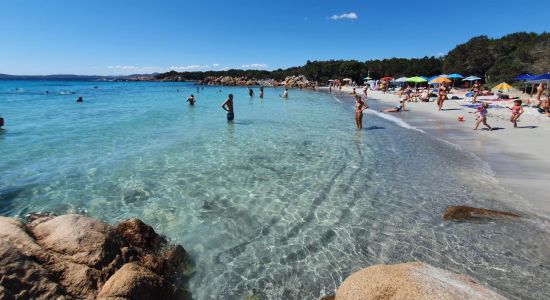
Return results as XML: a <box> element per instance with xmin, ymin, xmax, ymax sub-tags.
<box><xmin>530</xmin><ymin>73</ymin><xmax>550</xmax><ymax>81</ymax></box>
<box><xmin>514</xmin><ymin>74</ymin><xmax>534</xmax><ymax>93</ymax></box>
<box><xmin>514</xmin><ymin>74</ymin><xmax>533</xmax><ymax>81</ymax></box>
<box><xmin>447</xmin><ymin>73</ymin><xmax>464</xmax><ymax>79</ymax></box>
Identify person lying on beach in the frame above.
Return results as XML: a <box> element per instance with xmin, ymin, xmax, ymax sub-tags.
<box><xmin>354</xmin><ymin>95</ymin><xmax>368</xmax><ymax>129</ymax></box>
<box><xmin>187</xmin><ymin>94</ymin><xmax>195</xmax><ymax>106</ymax></box>
<box><xmin>473</xmin><ymin>102</ymin><xmax>492</xmax><ymax>131</ymax></box>
<box><xmin>509</xmin><ymin>100</ymin><xmax>524</xmax><ymax>128</ymax></box>
<box><xmin>380</xmin><ymin>104</ymin><xmax>403</xmax><ymax>113</ymax></box>
<box><xmin>540</xmin><ymin>96</ymin><xmax>550</xmax><ymax>117</ymax></box>
<box><xmin>221</xmin><ymin>94</ymin><xmax>234</xmax><ymax>122</ymax></box>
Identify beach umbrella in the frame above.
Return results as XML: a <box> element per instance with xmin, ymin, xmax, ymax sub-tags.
<box><xmin>514</xmin><ymin>74</ymin><xmax>533</xmax><ymax>93</ymax></box>
<box><xmin>395</xmin><ymin>77</ymin><xmax>408</xmax><ymax>83</ymax></box>
<box><xmin>429</xmin><ymin>77</ymin><xmax>452</xmax><ymax>84</ymax></box>
<box><xmin>493</xmin><ymin>82</ymin><xmax>513</xmax><ymax>91</ymax></box>
<box><xmin>462</xmin><ymin>76</ymin><xmax>482</xmax><ymax>81</ymax></box>
<box><xmin>427</xmin><ymin>76</ymin><xmax>439</xmax><ymax>83</ymax></box>
<box><xmin>381</xmin><ymin>76</ymin><xmax>393</xmax><ymax>81</ymax></box>
<box><xmin>447</xmin><ymin>74</ymin><xmax>464</xmax><ymax>79</ymax></box>
<box><xmin>363</xmin><ymin>76</ymin><xmax>372</xmax><ymax>80</ymax></box>
<box><xmin>405</xmin><ymin>76</ymin><xmax>428</xmax><ymax>83</ymax></box>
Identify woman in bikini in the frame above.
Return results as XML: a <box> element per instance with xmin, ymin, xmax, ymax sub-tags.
<box><xmin>355</xmin><ymin>95</ymin><xmax>368</xmax><ymax>129</ymax></box>
<box><xmin>472</xmin><ymin>81</ymin><xmax>481</xmax><ymax>103</ymax></box>
<box><xmin>437</xmin><ymin>83</ymin><xmax>447</xmax><ymax>111</ymax></box>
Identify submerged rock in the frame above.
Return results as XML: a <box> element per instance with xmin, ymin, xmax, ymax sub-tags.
<box><xmin>335</xmin><ymin>262</ymin><xmax>505</xmax><ymax>300</ymax></box>
<box><xmin>442</xmin><ymin>205</ymin><xmax>520</xmax><ymax>221</ymax></box>
<box><xmin>0</xmin><ymin>214</ymin><xmax>192</xmax><ymax>300</ymax></box>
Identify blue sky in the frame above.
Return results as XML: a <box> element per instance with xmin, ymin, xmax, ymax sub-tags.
<box><xmin>1</xmin><ymin>0</ymin><xmax>548</xmax><ymax>75</ymax></box>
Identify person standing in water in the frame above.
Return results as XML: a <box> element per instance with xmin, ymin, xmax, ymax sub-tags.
<box><xmin>248</xmin><ymin>87</ymin><xmax>254</xmax><ymax>97</ymax></box>
<box><xmin>259</xmin><ymin>86</ymin><xmax>264</xmax><ymax>98</ymax></box>
<box><xmin>221</xmin><ymin>94</ymin><xmax>234</xmax><ymax>121</ymax></box>
<box><xmin>354</xmin><ymin>95</ymin><xmax>368</xmax><ymax>129</ymax></box>
<box><xmin>187</xmin><ymin>94</ymin><xmax>195</xmax><ymax>106</ymax></box>
<box><xmin>282</xmin><ymin>88</ymin><xmax>289</xmax><ymax>99</ymax></box>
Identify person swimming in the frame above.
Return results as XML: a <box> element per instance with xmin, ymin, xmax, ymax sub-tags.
<box><xmin>221</xmin><ymin>94</ymin><xmax>234</xmax><ymax>121</ymax></box>
<box><xmin>76</xmin><ymin>96</ymin><xmax>83</xmax><ymax>103</ymax></box>
<box><xmin>187</xmin><ymin>94</ymin><xmax>195</xmax><ymax>106</ymax></box>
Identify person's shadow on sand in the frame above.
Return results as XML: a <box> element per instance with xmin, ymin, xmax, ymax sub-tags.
<box><xmin>365</xmin><ymin>126</ymin><xmax>385</xmax><ymax>130</ymax></box>
<box><xmin>516</xmin><ymin>126</ymin><xmax>538</xmax><ymax>129</ymax></box>
<box><xmin>441</xmin><ymin>108</ymin><xmax>463</xmax><ymax>111</ymax></box>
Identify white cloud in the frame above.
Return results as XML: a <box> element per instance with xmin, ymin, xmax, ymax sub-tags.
<box><xmin>108</xmin><ymin>65</ymin><xmax>140</xmax><ymax>70</ymax></box>
<box><xmin>240</xmin><ymin>63</ymin><xmax>268</xmax><ymax>69</ymax></box>
<box><xmin>329</xmin><ymin>12</ymin><xmax>358</xmax><ymax>21</ymax></box>
<box><xmin>212</xmin><ymin>64</ymin><xmax>220</xmax><ymax>67</ymax></box>
<box><xmin>106</xmin><ymin>65</ymin><xmax>163</xmax><ymax>74</ymax></box>
<box><xmin>170</xmin><ymin>65</ymin><xmax>211</xmax><ymax>71</ymax></box>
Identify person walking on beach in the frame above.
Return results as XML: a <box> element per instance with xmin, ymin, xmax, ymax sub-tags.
<box><xmin>473</xmin><ymin>102</ymin><xmax>492</xmax><ymax>131</ymax></box>
<box><xmin>509</xmin><ymin>100</ymin><xmax>524</xmax><ymax>128</ymax></box>
<box><xmin>187</xmin><ymin>94</ymin><xmax>195</xmax><ymax>106</ymax></box>
<box><xmin>355</xmin><ymin>95</ymin><xmax>368</xmax><ymax>129</ymax></box>
<box><xmin>437</xmin><ymin>83</ymin><xmax>448</xmax><ymax>111</ymax></box>
<box><xmin>472</xmin><ymin>81</ymin><xmax>481</xmax><ymax>103</ymax></box>
<box><xmin>221</xmin><ymin>94</ymin><xmax>234</xmax><ymax>121</ymax></box>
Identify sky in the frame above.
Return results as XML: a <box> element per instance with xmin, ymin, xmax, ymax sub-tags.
<box><xmin>0</xmin><ymin>0</ymin><xmax>548</xmax><ymax>75</ymax></box>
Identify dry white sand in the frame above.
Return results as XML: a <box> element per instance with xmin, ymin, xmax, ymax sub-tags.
<box><xmin>324</xmin><ymin>86</ymin><xmax>550</xmax><ymax>217</ymax></box>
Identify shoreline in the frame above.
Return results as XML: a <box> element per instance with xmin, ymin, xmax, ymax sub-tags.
<box><xmin>322</xmin><ymin>86</ymin><xmax>550</xmax><ymax>218</ymax></box>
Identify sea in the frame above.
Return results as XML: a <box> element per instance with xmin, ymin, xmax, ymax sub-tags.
<box><xmin>1</xmin><ymin>80</ymin><xmax>549</xmax><ymax>300</ymax></box>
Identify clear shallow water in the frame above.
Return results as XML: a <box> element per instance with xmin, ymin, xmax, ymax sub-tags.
<box><xmin>1</xmin><ymin>81</ymin><xmax>549</xmax><ymax>300</ymax></box>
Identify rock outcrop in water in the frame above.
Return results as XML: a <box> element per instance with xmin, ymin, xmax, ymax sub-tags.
<box><xmin>333</xmin><ymin>262</ymin><xmax>505</xmax><ymax>300</ymax></box>
<box><xmin>442</xmin><ymin>205</ymin><xmax>520</xmax><ymax>221</ymax></box>
<box><xmin>0</xmin><ymin>214</ymin><xmax>192</xmax><ymax>300</ymax></box>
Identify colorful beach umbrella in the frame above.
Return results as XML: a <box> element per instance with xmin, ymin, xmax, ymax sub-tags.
<box><xmin>514</xmin><ymin>74</ymin><xmax>533</xmax><ymax>81</ymax></box>
<box><xmin>395</xmin><ymin>77</ymin><xmax>408</xmax><ymax>82</ymax></box>
<box><xmin>381</xmin><ymin>76</ymin><xmax>393</xmax><ymax>81</ymax></box>
<box><xmin>429</xmin><ymin>77</ymin><xmax>452</xmax><ymax>84</ymax></box>
<box><xmin>405</xmin><ymin>76</ymin><xmax>428</xmax><ymax>83</ymax></box>
<box><xmin>493</xmin><ymin>82</ymin><xmax>513</xmax><ymax>91</ymax></box>
<box><xmin>363</xmin><ymin>76</ymin><xmax>372</xmax><ymax>80</ymax></box>
<box><xmin>447</xmin><ymin>74</ymin><xmax>464</xmax><ymax>79</ymax></box>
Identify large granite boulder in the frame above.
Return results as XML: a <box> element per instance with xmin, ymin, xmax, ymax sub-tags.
<box><xmin>335</xmin><ymin>262</ymin><xmax>505</xmax><ymax>300</ymax></box>
<box><xmin>0</xmin><ymin>214</ymin><xmax>191</xmax><ymax>300</ymax></box>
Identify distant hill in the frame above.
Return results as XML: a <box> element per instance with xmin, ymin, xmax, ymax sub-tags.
<box><xmin>153</xmin><ymin>31</ymin><xmax>549</xmax><ymax>84</ymax></box>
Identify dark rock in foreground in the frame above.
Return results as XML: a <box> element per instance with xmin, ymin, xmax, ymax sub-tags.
<box><xmin>0</xmin><ymin>214</ymin><xmax>191</xmax><ymax>300</ymax></box>
<box><xmin>442</xmin><ymin>205</ymin><xmax>520</xmax><ymax>221</ymax></box>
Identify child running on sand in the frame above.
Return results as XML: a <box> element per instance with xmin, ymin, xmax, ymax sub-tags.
<box><xmin>509</xmin><ymin>100</ymin><xmax>524</xmax><ymax>128</ymax></box>
<box><xmin>473</xmin><ymin>102</ymin><xmax>492</xmax><ymax>131</ymax></box>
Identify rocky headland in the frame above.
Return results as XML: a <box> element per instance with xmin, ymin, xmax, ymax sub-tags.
<box><xmin>197</xmin><ymin>75</ymin><xmax>316</xmax><ymax>88</ymax></box>
<box><xmin>0</xmin><ymin>213</ymin><xmax>192</xmax><ymax>300</ymax></box>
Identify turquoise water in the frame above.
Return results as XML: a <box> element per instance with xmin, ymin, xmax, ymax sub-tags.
<box><xmin>1</xmin><ymin>81</ymin><xmax>549</xmax><ymax>300</ymax></box>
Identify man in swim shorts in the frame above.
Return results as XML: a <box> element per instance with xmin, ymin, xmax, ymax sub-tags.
<box><xmin>221</xmin><ymin>94</ymin><xmax>234</xmax><ymax>121</ymax></box>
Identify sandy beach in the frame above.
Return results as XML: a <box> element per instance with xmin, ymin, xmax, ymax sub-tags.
<box><xmin>329</xmin><ymin>86</ymin><xmax>550</xmax><ymax>217</ymax></box>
